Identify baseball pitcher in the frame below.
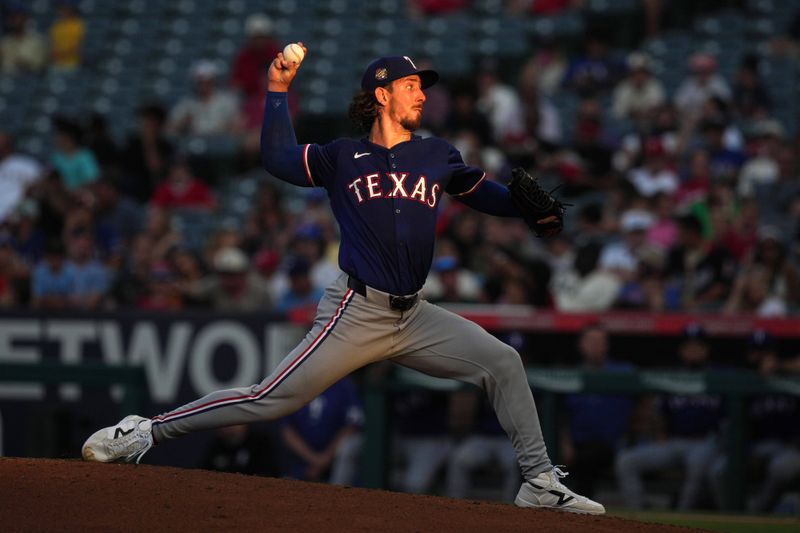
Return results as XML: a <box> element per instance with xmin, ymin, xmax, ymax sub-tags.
<box><xmin>82</xmin><ymin>44</ymin><xmax>602</xmax><ymax>514</ymax></box>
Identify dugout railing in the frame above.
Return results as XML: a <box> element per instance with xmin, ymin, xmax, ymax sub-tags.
<box><xmin>362</xmin><ymin>368</ymin><xmax>800</xmax><ymax>511</ymax></box>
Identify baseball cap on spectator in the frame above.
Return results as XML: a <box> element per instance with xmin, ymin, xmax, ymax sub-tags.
<box><xmin>748</xmin><ymin>329</ymin><xmax>776</xmax><ymax>351</ymax></box>
<box><xmin>191</xmin><ymin>60</ymin><xmax>219</xmax><ymax>80</ymax></box>
<box><xmin>254</xmin><ymin>249</ymin><xmax>280</xmax><ymax>275</ymax></box>
<box><xmin>432</xmin><ymin>256</ymin><xmax>458</xmax><ymax>273</ymax></box>
<box><xmin>294</xmin><ymin>224</ymin><xmax>322</xmax><ymax>241</ymax></box>
<box><xmin>750</xmin><ymin>119</ymin><xmax>785</xmax><ymax>140</ymax></box>
<box><xmin>682</xmin><ymin>322</ymin><xmax>707</xmax><ymax>340</ymax></box>
<box><xmin>213</xmin><ymin>247</ymin><xmax>248</xmax><ymax>273</ymax></box>
<box><xmin>245</xmin><ymin>14</ymin><xmax>272</xmax><ymax>37</ymax></box>
<box><xmin>627</xmin><ymin>52</ymin><xmax>652</xmax><ymax>72</ymax></box>
<box><xmin>757</xmin><ymin>225</ymin><xmax>782</xmax><ymax>243</ymax></box>
<box><xmin>620</xmin><ymin>210</ymin><xmax>655</xmax><ymax>233</ymax></box>
<box><xmin>361</xmin><ymin>56</ymin><xmax>439</xmax><ymax>92</ymax></box>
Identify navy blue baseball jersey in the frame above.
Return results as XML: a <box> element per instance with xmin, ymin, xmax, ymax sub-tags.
<box><xmin>261</xmin><ymin>91</ymin><xmax>520</xmax><ymax>295</ymax></box>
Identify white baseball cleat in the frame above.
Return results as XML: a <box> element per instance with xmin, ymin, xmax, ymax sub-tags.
<box><xmin>515</xmin><ymin>466</ymin><xmax>605</xmax><ymax>515</ymax></box>
<box><xmin>82</xmin><ymin>415</ymin><xmax>154</xmax><ymax>464</ymax></box>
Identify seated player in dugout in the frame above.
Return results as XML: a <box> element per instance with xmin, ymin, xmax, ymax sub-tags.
<box><xmin>82</xmin><ymin>44</ymin><xmax>603</xmax><ymax>514</ymax></box>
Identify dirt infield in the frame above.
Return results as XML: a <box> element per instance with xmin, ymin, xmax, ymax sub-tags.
<box><xmin>1</xmin><ymin>458</ymin><xmax>703</xmax><ymax>532</ymax></box>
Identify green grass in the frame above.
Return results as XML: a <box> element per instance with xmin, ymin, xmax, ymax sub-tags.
<box><xmin>613</xmin><ymin>510</ymin><xmax>800</xmax><ymax>532</ymax></box>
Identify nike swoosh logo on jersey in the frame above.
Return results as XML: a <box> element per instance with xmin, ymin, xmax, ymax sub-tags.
<box><xmin>354</xmin><ymin>152</ymin><xmax>371</xmax><ymax>159</ymax></box>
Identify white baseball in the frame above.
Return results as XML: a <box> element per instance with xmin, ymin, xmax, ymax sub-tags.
<box><xmin>283</xmin><ymin>43</ymin><xmax>304</xmax><ymax>65</ymax></box>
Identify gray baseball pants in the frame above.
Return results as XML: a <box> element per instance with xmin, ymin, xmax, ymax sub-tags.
<box><xmin>151</xmin><ymin>273</ymin><xmax>552</xmax><ymax>481</ymax></box>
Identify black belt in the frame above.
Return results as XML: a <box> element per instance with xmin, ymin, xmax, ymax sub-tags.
<box><xmin>347</xmin><ymin>276</ymin><xmax>418</xmax><ymax>312</ymax></box>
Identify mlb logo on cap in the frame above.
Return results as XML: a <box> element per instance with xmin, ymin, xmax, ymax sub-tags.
<box><xmin>361</xmin><ymin>56</ymin><xmax>439</xmax><ymax>92</ymax></box>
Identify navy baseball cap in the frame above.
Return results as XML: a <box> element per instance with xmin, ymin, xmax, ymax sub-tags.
<box><xmin>361</xmin><ymin>56</ymin><xmax>439</xmax><ymax>92</ymax></box>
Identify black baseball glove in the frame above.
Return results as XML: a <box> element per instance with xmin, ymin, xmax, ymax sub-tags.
<box><xmin>508</xmin><ymin>167</ymin><xmax>567</xmax><ymax>238</ymax></box>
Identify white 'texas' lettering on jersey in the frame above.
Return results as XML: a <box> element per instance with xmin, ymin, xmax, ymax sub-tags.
<box><xmin>346</xmin><ymin>173</ymin><xmax>440</xmax><ymax>209</ymax></box>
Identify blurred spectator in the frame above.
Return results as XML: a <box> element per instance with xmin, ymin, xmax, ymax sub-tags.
<box><xmin>701</xmin><ymin>116</ymin><xmax>747</xmax><ymax>184</ymax></box>
<box><xmin>92</xmin><ymin>179</ymin><xmax>144</xmax><ymax>246</ymax></box>
<box><xmin>611</xmin><ymin>53</ymin><xmax>666</xmax><ymax>125</ymax></box>
<box><xmin>446</xmin><ymin>391</ymin><xmax>518</xmax><ymax>501</ymax></box>
<box><xmin>477</xmin><ymin>62</ymin><xmax>526</xmax><ymax>145</ymax></box>
<box><xmin>275</xmin><ymin>257</ymin><xmax>323</xmax><ymax>314</ymax></box>
<box><xmin>141</xmin><ymin>206</ymin><xmax>180</xmax><ymax>262</ymax></box>
<box><xmin>600</xmin><ymin>209</ymin><xmax>655</xmax><ymax>279</ymax></box>
<box><xmin>289</xmin><ymin>224</ymin><xmax>339</xmax><ymax>292</ymax></box>
<box><xmin>121</xmin><ymin>104</ymin><xmax>174</xmax><ymax>204</ymax></box>
<box><xmin>732</xmin><ymin>55</ymin><xmax>771</xmax><ymax>121</ymax></box>
<box><xmin>391</xmin><ymin>387</ymin><xmax>454</xmax><ymax>494</ymax></box>
<box><xmin>562</xmin><ymin>30</ymin><xmax>625</xmax><ymax>96</ymax></box>
<box><xmin>737</xmin><ymin>119</ymin><xmax>783</xmax><ymax>197</ymax></box>
<box><xmin>188</xmin><ymin>247</ymin><xmax>270</xmax><ymax>311</ymax></box>
<box><xmin>65</xmin><ymin>231</ymin><xmax>108</xmax><ymax>309</ymax></box>
<box><xmin>569</xmin><ymin>98</ymin><xmax>615</xmax><ymax>190</ymax></box>
<box><xmin>242</xmin><ymin>184</ymin><xmax>290</xmax><ymax>254</ymax></box>
<box><xmin>0</xmin><ymin>3</ymin><xmax>46</xmax><ymax>74</ymax></box>
<box><xmin>10</xmin><ymin>199</ymin><xmax>46</xmax><ymax>268</ymax></box>
<box><xmin>664</xmin><ymin>214</ymin><xmax>736</xmax><ymax>311</ymax></box>
<box><xmin>561</xmin><ymin>325</ymin><xmax>633</xmax><ymax>499</ymax></box>
<box><xmin>519</xmin><ymin>36</ymin><xmax>568</xmax><ymax>97</ymax></box>
<box><xmin>445</xmin><ymin>82</ymin><xmax>493</xmax><ymax>147</ymax></box>
<box><xmin>424</xmin><ymin>255</ymin><xmax>481</xmax><ymax>303</ymax></box>
<box><xmin>552</xmin><ymin>241</ymin><xmax>622</xmax><ymax>312</ymax></box>
<box><xmin>627</xmin><ymin>138</ymin><xmax>678</xmax><ymax>198</ymax></box>
<box><xmin>62</xmin><ymin>205</ymin><xmax>117</xmax><ymax>261</ymax></box>
<box><xmin>109</xmin><ymin>234</ymin><xmax>152</xmax><ymax>307</ymax></box>
<box><xmin>84</xmin><ymin>113</ymin><xmax>120</xmax><ymax>178</ymax></box>
<box><xmin>136</xmin><ymin>262</ymin><xmax>183</xmax><ymax>311</ymax></box>
<box><xmin>646</xmin><ymin>193</ymin><xmax>679</xmax><ymax>251</ymax></box>
<box><xmin>517</xmin><ymin>63</ymin><xmax>562</xmax><ymax>145</ymax></box>
<box><xmin>0</xmin><ymin>131</ymin><xmax>43</xmax><ymax>223</ymax></box>
<box><xmin>417</xmin><ymin>57</ymin><xmax>451</xmax><ymax>133</ymax></box>
<box><xmin>48</xmin><ymin>0</ymin><xmax>84</xmax><ymax>70</ymax></box>
<box><xmin>253</xmin><ymin>248</ymin><xmax>286</xmax><ymax>302</ymax></box>
<box><xmin>31</xmin><ymin>239</ymin><xmax>74</xmax><ymax>309</ymax></box>
<box><xmin>281</xmin><ymin>377</ymin><xmax>364</xmax><ymax>485</ymax></box>
<box><xmin>237</xmin><ymin>69</ymin><xmax>271</xmax><ymax>165</ymax></box>
<box><xmin>151</xmin><ymin>157</ymin><xmax>216</xmax><ymax>211</ymax></box>
<box><xmin>51</xmin><ymin>117</ymin><xmax>99</xmax><ymax>191</ymax></box>
<box><xmin>709</xmin><ymin>331</ymin><xmax>800</xmax><ymax>512</ymax></box>
<box><xmin>203</xmin><ymin>425</ymin><xmax>280</xmax><ymax>477</ymax></box>
<box><xmin>167</xmin><ymin>245</ymin><xmax>207</xmax><ymax>307</ymax></box>
<box><xmin>168</xmin><ymin>60</ymin><xmax>238</xmax><ymax>137</ymax></box>
<box><xmin>674</xmin><ymin>53</ymin><xmax>731</xmax><ymax>118</ymax></box>
<box><xmin>616</xmin><ymin>323</ymin><xmax>723</xmax><ymax>510</ymax></box>
<box><xmin>676</xmin><ymin>149</ymin><xmax>712</xmax><ymax>208</ymax></box>
<box><xmin>724</xmin><ymin>227</ymin><xmax>800</xmax><ymax>316</ymax></box>
<box><xmin>230</xmin><ymin>14</ymin><xmax>280</xmax><ymax>99</ymax></box>
<box><xmin>0</xmin><ymin>232</ymin><xmax>25</xmax><ymax>307</ymax></box>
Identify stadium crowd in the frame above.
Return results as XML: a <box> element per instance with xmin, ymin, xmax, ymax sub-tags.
<box><xmin>1</xmin><ymin>0</ymin><xmax>800</xmax><ymax>513</ymax></box>
<box><xmin>2</xmin><ymin>2</ymin><xmax>800</xmax><ymax>317</ymax></box>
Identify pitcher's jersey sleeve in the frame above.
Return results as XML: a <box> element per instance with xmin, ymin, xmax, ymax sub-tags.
<box><xmin>304</xmin><ymin>140</ymin><xmax>347</xmax><ymax>188</ymax></box>
<box><xmin>444</xmin><ymin>144</ymin><xmax>486</xmax><ymax>197</ymax></box>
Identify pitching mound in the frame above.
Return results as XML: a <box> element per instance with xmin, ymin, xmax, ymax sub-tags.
<box><xmin>2</xmin><ymin>458</ymin><xmax>700</xmax><ymax>532</ymax></box>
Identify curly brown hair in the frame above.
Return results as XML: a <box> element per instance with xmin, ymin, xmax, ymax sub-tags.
<box><xmin>348</xmin><ymin>90</ymin><xmax>381</xmax><ymax>132</ymax></box>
